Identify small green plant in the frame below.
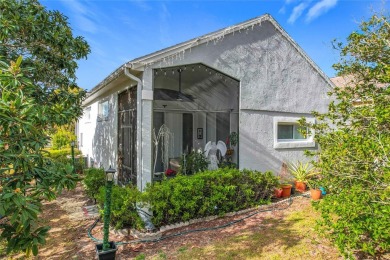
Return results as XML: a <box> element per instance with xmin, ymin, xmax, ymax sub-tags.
<box><xmin>306</xmin><ymin>179</ymin><xmax>321</xmax><ymax>190</ymax></box>
<box><xmin>96</xmin><ymin>185</ymin><xmax>144</xmax><ymax>230</ymax></box>
<box><xmin>288</xmin><ymin>161</ymin><xmax>316</xmax><ymax>182</ymax></box>
<box><xmin>180</xmin><ymin>150</ymin><xmax>209</xmax><ymax>175</ymax></box>
<box><xmin>134</xmin><ymin>253</ymin><xmax>146</xmax><ymax>260</ymax></box>
<box><xmin>158</xmin><ymin>250</ymin><xmax>167</xmax><ymax>259</ymax></box>
<box><xmin>229</xmin><ymin>132</ymin><xmax>238</xmax><ymax>147</ymax></box>
<box><xmin>178</xmin><ymin>246</ymin><xmax>187</xmax><ymax>253</ymax></box>
<box><xmin>83</xmin><ymin>168</ymin><xmax>106</xmax><ymax>202</ymax></box>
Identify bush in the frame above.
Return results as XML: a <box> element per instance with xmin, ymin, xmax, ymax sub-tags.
<box><xmin>83</xmin><ymin>168</ymin><xmax>106</xmax><ymax>201</ymax></box>
<box><xmin>143</xmin><ymin>168</ymin><xmax>279</xmax><ymax>227</ymax></box>
<box><xmin>44</xmin><ymin>148</ymin><xmax>84</xmax><ymax>173</ymax></box>
<box><xmin>51</xmin><ymin>129</ymin><xmax>76</xmax><ymax>150</ymax></box>
<box><xmin>96</xmin><ymin>185</ymin><xmax>144</xmax><ymax>230</ymax></box>
<box><xmin>303</xmin><ymin>13</ymin><xmax>390</xmax><ymax>258</ymax></box>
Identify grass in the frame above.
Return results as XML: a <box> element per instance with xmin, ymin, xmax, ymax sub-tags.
<box><xmin>176</xmin><ymin>201</ymin><xmax>340</xmax><ymax>260</ymax></box>
<box><xmin>0</xmin><ymin>240</ymin><xmax>7</xmax><ymax>258</ymax></box>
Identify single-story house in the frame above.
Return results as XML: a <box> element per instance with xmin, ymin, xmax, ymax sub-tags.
<box><xmin>76</xmin><ymin>14</ymin><xmax>333</xmax><ymax>191</ymax></box>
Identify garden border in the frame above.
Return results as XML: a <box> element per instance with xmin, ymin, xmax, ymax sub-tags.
<box><xmin>111</xmin><ymin>192</ymin><xmax>309</xmax><ymax>242</ymax></box>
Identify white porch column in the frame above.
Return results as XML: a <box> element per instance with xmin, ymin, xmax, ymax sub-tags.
<box><xmin>139</xmin><ymin>67</ymin><xmax>153</xmax><ymax>191</ymax></box>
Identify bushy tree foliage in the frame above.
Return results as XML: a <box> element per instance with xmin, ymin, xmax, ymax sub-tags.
<box><xmin>0</xmin><ymin>0</ymin><xmax>89</xmax><ymax>256</ymax></box>
<box><xmin>51</xmin><ymin>129</ymin><xmax>76</xmax><ymax>150</ymax></box>
<box><xmin>306</xmin><ymin>13</ymin><xmax>389</xmax><ymax>258</ymax></box>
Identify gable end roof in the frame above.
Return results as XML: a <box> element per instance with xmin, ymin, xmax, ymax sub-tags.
<box><xmin>88</xmin><ymin>14</ymin><xmax>334</xmax><ymax>96</ymax></box>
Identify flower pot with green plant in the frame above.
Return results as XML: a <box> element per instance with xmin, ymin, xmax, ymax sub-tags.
<box><xmin>307</xmin><ymin>179</ymin><xmax>322</xmax><ymax>200</ymax></box>
<box><xmin>288</xmin><ymin>161</ymin><xmax>316</xmax><ymax>192</ymax></box>
<box><xmin>278</xmin><ymin>162</ymin><xmax>293</xmax><ymax>198</ymax></box>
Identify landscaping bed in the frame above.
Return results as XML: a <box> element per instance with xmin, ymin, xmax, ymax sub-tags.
<box><xmin>1</xmin><ymin>183</ymin><xmax>342</xmax><ymax>259</ymax></box>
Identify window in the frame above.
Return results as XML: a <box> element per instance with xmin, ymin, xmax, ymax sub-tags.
<box><xmin>277</xmin><ymin>124</ymin><xmax>306</xmax><ymax>140</ymax></box>
<box><xmin>80</xmin><ymin>133</ymin><xmax>83</xmax><ymax>147</ymax></box>
<box><xmin>273</xmin><ymin>117</ymin><xmax>315</xmax><ymax>149</ymax></box>
<box><xmin>98</xmin><ymin>100</ymin><xmax>109</xmax><ymax>121</ymax></box>
<box><xmin>84</xmin><ymin>107</ymin><xmax>91</xmax><ymax>122</ymax></box>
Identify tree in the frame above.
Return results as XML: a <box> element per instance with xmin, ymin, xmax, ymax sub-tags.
<box><xmin>0</xmin><ymin>0</ymin><xmax>90</xmax><ymax>256</ymax></box>
<box><xmin>305</xmin><ymin>13</ymin><xmax>389</xmax><ymax>258</ymax></box>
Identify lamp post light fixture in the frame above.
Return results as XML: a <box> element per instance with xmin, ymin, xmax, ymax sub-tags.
<box><xmin>100</xmin><ymin>165</ymin><xmax>117</xmax><ymax>256</ymax></box>
<box><xmin>105</xmin><ymin>166</ymin><xmax>115</xmax><ymax>182</ymax></box>
<box><xmin>95</xmin><ymin>165</ymin><xmax>118</xmax><ymax>259</ymax></box>
<box><xmin>70</xmin><ymin>141</ymin><xmax>75</xmax><ymax>173</ymax></box>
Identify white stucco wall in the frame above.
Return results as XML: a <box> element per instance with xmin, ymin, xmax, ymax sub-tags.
<box><xmin>143</xmin><ymin>20</ymin><xmax>331</xmax><ymax>174</ymax></box>
<box><xmin>78</xmin><ymin>79</ymin><xmax>138</xmax><ymax>175</ymax></box>
<box><xmin>79</xmin><ymin>18</ymin><xmax>332</xmax><ymax>189</ymax></box>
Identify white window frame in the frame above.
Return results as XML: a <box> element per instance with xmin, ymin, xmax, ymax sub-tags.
<box><xmin>273</xmin><ymin>116</ymin><xmax>315</xmax><ymax>149</ymax></box>
<box><xmin>98</xmin><ymin>100</ymin><xmax>109</xmax><ymax>121</ymax></box>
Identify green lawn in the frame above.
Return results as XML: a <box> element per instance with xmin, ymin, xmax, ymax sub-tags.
<box><xmin>167</xmin><ymin>201</ymin><xmax>341</xmax><ymax>260</ymax></box>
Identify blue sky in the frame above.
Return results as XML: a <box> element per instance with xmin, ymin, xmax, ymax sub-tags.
<box><xmin>42</xmin><ymin>0</ymin><xmax>388</xmax><ymax>90</ymax></box>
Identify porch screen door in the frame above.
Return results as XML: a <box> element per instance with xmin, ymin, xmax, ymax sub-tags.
<box><xmin>118</xmin><ymin>88</ymin><xmax>137</xmax><ymax>186</ymax></box>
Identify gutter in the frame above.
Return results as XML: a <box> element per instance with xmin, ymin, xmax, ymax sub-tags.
<box><xmin>123</xmin><ymin>65</ymin><xmax>143</xmax><ymax>191</ymax></box>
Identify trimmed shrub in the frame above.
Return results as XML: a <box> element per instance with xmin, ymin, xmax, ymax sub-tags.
<box><xmin>83</xmin><ymin>168</ymin><xmax>106</xmax><ymax>201</ymax></box>
<box><xmin>96</xmin><ymin>185</ymin><xmax>144</xmax><ymax>230</ymax></box>
<box><xmin>142</xmin><ymin>168</ymin><xmax>279</xmax><ymax>227</ymax></box>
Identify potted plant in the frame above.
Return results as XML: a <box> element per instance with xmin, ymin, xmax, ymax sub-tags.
<box><xmin>281</xmin><ymin>183</ymin><xmax>293</xmax><ymax>197</ymax></box>
<box><xmin>164</xmin><ymin>168</ymin><xmax>176</xmax><ymax>178</ymax></box>
<box><xmin>274</xmin><ymin>187</ymin><xmax>283</xmax><ymax>198</ymax></box>
<box><xmin>279</xmin><ymin>162</ymin><xmax>293</xmax><ymax>198</ymax></box>
<box><xmin>288</xmin><ymin>161</ymin><xmax>316</xmax><ymax>192</ymax></box>
<box><xmin>307</xmin><ymin>179</ymin><xmax>322</xmax><ymax>200</ymax></box>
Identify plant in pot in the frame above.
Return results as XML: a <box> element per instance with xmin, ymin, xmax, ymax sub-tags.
<box><xmin>307</xmin><ymin>179</ymin><xmax>322</xmax><ymax>201</ymax></box>
<box><xmin>96</xmin><ymin>166</ymin><xmax>118</xmax><ymax>260</ymax></box>
<box><xmin>288</xmin><ymin>161</ymin><xmax>316</xmax><ymax>192</ymax></box>
<box><xmin>274</xmin><ymin>186</ymin><xmax>283</xmax><ymax>198</ymax></box>
<box><xmin>278</xmin><ymin>162</ymin><xmax>293</xmax><ymax>198</ymax></box>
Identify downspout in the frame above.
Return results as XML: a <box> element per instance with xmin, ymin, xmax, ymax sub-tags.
<box><xmin>123</xmin><ymin>65</ymin><xmax>143</xmax><ymax>191</ymax></box>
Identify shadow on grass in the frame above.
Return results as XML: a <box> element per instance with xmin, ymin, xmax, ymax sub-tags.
<box><xmin>196</xmin><ymin>217</ymin><xmax>304</xmax><ymax>259</ymax></box>
<box><xmin>175</xmin><ymin>201</ymin><xmax>340</xmax><ymax>260</ymax></box>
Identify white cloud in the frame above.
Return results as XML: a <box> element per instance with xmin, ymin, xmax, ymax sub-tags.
<box><xmin>60</xmin><ymin>0</ymin><xmax>100</xmax><ymax>34</ymax></box>
<box><xmin>159</xmin><ymin>3</ymin><xmax>172</xmax><ymax>46</ymax></box>
<box><xmin>131</xmin><ymin>0</ymin><xmax>151</xmax><ymax>11</ymax></box>
<box><xmin>279</xmin><ymin>6</ymin><xmax>286</xmax><ymax>14</ymax></box>
<box><xmin>285</xmin><ymin>0</ymin><xmax>298</xmax><ymax>4</ymax></box>
<box><xmin>306</xmin><ymin>0</ymin><xmax>338</xmax><ymax>22</ymax></box>
<box><xmin>288</xmin><ymin>2</ymin><xmax>308</xmax><ymax>24</ymax></box>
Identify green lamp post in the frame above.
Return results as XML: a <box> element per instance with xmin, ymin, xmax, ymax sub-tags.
<box><xmin>70</xmin><ymin>141</ymin><xmax>75</xmax><ymax>173</ymax></box>
<box><xmin>96</xmin><ymin>166</ymin><xmax>118</xmax><ymax>260</ymax></box>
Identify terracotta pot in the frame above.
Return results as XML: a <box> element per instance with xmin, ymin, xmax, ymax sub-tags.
<box><xmin>281</xmin><ymin>184</ymin><xmax>292</xmax><ymax>198</ymax></box>
<box><xmin>274</xmin><ymin>188</ymin><xmax>283</xmax><ymax>198</ymax></box>
<box><xmin>310</xmin><ymin>189</ymin><xmax>322</xmax><ymax>200</ymax></box>
<box><xmin>295</xmin><ymin>181</ymin><xmax>307</xmax><ymax>192</ymax></box>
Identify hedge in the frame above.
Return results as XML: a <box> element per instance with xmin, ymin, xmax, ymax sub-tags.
<box><xmin>143</xmin><ymin>168</ymin><xmax>279</xmax><ymax>227</ymax></box>
<box><xmin>96</xmin><ymin>185</ymin><xmax>144</xmax><ymax>230</ymax></box>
